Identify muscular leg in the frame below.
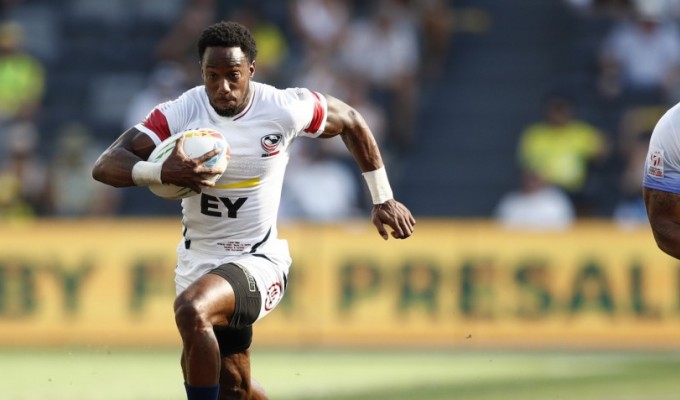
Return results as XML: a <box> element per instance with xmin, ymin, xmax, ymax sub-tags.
<box><xmin>174</xmin><ymin>273</ymin><xmax>236</xmax><ymax>387</ymax></box>
<box><xmin>175</xmin><ymin>266</ymin><xmax>268</xmax><ymax>399</ymax></box>
<box><xmin>218</xmin><ymin>350</ymin><xmax>268</xmax><ymax>400</ymax></box>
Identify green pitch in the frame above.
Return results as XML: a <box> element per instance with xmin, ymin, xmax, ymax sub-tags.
<box><xmin>0</xmin><ymin>348</ymin><xmax>678</xmax><ymax>399</ymax></box>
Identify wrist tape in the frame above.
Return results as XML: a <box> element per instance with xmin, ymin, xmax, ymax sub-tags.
<box><xmin>362</xmin><ymin>166</ymin><xmax>393</xmax><ymax>205</ymax></box>
<box><xmin>131</xmin><ymin>161</ymin><xmax>163</xmax><ymax>186</ymax></box>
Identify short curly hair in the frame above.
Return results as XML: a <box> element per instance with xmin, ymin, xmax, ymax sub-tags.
<box><xmin>197</xmin><ymin>21</ymin><xmax>258</xmax><ymax>63</ymax></box>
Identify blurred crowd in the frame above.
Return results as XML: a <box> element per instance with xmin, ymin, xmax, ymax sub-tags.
<box><xmin>0</xmin><ymin>0</ymin><xmax>676</xmax><ymax>228</ymax></box>
<box><xmin>0</xmin><ymin>0</ymin><xmax>456</xmax><ymax>221</ymax></box>
<box><xmin>496</xmin><ymin>0</ymin><xmax>680</xmax><ymax>230</ymax></box>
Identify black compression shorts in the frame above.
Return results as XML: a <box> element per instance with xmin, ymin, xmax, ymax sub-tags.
<box><xmin>208</xmin><ymin>262</ymin><xmax>262</xmax><ymax>329</ymax></box>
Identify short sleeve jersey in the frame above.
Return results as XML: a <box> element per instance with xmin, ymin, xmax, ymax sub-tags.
<box><xmin>643</xmin><ymin>102</ymin><xmax>680</xmax><ymax>194</ymax></box>
<box><xmin>135</xmin><ymin>82</ymin><xmax>328</xmax><ymax>256</ymax></box>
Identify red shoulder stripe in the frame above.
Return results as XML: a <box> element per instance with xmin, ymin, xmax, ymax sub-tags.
<box><xmin>142</xmin><ymin>109</ymin><xmax>171</xmax><ymax>141</ymax></box>
<box><xmin>304</xmin><ymin>91</ymin><xmax>325</xmax><ymax>134</ymax></box>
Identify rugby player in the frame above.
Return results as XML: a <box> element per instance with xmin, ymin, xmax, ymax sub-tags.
<box><xmin>92</xmin><ymin>21</ymin><xmax>415</xmax><ymax>400</ymax></box>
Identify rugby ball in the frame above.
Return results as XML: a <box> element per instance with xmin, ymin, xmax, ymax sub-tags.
<box><xmin>147</xmin><ymin>128</ymin><xmax>230</xmax><ymax>200</ymax></box>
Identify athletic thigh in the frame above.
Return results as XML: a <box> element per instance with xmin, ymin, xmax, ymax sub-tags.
<box><xmin>174</xmin><ymin>273</ymin><xmax>236</xmax><ymax>327</ymax></box>
<box><xmin>176</xmin><ymin>250</ymin><xmax>289</xmax><ymax>324</ymax></box>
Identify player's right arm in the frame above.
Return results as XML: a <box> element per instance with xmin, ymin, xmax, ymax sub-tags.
<box><xmin>92</xmin><ymin>127</ymin><xmax>155</xmax><ymax>187</ymax></box>
<box><xmin>644</xmin><ymin>187</ymin><xmax>680</xmax><ymax>259</ymax></box>
<box><xmin>92</xmin><ymin>127</ymin><xmax>221</xmax><ymax>192</ymax></box>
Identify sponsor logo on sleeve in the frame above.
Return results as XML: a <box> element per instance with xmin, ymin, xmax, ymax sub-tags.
<box><xmin>647</xmin><ymin>149</ymin><xmax>664</xmax><ymax>178</ymax></box>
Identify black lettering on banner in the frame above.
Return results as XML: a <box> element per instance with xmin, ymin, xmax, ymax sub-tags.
<box><xmin>398</xmin><ymin>262</ymin><xmax>439</xmax><ymax>315</ymax></box>
<box><xmin>630</xmin><ymin>262</ymin><xmax>659</xmax><ymax>318</ymax></box>
<box><xmin>459</xmin><ymin>260</ymin><xmax>495</xmax><ymax>319</ymax></box>
<box><xmin>48</xmin><ymin>263</ymin><xmax>93</xmax><ymax>314</ymax></box>
<box><xmin>130</xmin><ymin>259</ymin><xmax>174</xmax><ymax>313</ymax></box>
<box><xmin>339</xmin><ymin>261</ymin><xmax>381</xmax><ymax>311</ymax></box>
<box><xmin>515</xmin><ymin>261</ymin><xmax>552</xmax><ymax>319</ymax></box>
<box><xmin>0</xmin><ymin>262</ymin><xmax>36</xmax><ymax>317</ymax></box>
<box><xmin>569</xmin><ymin>262</ymin><xmax>614</xmax><ymax>314</ymax></box>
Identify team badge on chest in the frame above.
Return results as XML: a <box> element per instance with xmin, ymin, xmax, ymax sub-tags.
<box><xmin>260</xmin><ymin>134</ymin><xmax>283</xmax><ymax>157</ymax></box>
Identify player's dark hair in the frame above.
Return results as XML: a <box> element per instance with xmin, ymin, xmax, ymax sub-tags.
<box><xmin>197</xmin><ymin>21</ymin><xmax>258</xmax><ymax>63</ymax></box>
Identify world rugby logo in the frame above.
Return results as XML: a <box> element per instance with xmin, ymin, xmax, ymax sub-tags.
<box><xmin>260</xmin><ymin>134</ymin><xmax>282</xmax><ymax>157</ymax></box>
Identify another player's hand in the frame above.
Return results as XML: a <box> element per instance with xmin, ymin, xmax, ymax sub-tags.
<box><xmin>371</xmin><ymin>199</ymin><xmax>416</xmax><ymax>240</ymax></box>
<box><xmin>160</xmin><ymin>134</ymin><xmax>224</xmax><ymax>193</ymax></box>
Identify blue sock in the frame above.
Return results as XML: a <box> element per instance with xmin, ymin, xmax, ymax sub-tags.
<box><xmin>184</xmin><ymin>383</ymin><xmax>219</xmax><ymax>400</ymax></box>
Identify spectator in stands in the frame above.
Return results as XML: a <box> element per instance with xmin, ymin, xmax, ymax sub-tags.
<box><xmin>563</xmin><ymin>0</ymin><xmax>632</xmax><ymax>18</ymax></box>
<box><xmin>0</xmin><ymin>121</ymin><xmax>48</xmax><ymax>219</ymax></box>
<box><xmin>123</xmin><ymin>61</ymin><xmax>189</xmax><ymax>129</ymax></box>
<box><xmin>412</xmin><ymin>0</ymin><xmax>456</xmax><ymax>81</ymax></box>
<box><xmin>0</xmin><ymin>20</ymin><xmax>45</xmax><ymax>122</ymax></box>
<box><xmin>494</xmin><ymin>168</ymin><xmax>575</xmax><ymax>231</ymax></box>
<box><xmin>597</xmin><ymin>1</ymin><xmax>680</xmax><ymax>104</ymax></box>
<box><xmin>611</xmin><ymin>106</ymin><xmax>663</xmax><ymax>227</ymax></box>
<box><xmin>291</xmin><ymin>48</ymin><xmax>347</xmax><ymax>99</ymax></box>
<box><xmin>518</xmin><ymin>91</ymin><xmax>609</xmax><ymax>217</ymax></box>
<box><xmin>44</xmin><ymin>123</ymin><xmax>121</xmax><ymax>216</ymax></box>
<box><xmin>155</xmin><ymin>0</ymin><xmax>216</xmax><ymax>85</ymax></box>
<box><xmin>280</xmin><ymin>140</ymin><xmax>361</xmax><ymax>221</ymax></box>
<box><xmin>613</xmin><ymin>129</ymin><xmax>651</xmax><ymax>227</ymax></box>
<box><xmin>338</xmin><ymin>0</ymin><xmax>420</xmax><ymax>154</ymax></box>
<box><xmin>230</xmin><ymin>6</ymin><xmax>290</xmax><ymax>86</ymax></box>
<box><xmin>289</xmin><ymin>0</ymin><xmax>350</xmax><ymax>55</ymax></box>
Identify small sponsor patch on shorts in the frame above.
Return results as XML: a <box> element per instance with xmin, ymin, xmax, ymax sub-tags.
<box><xmin>264</xmin><ymin>282</ymin><xmax>283</xmax><ymax>311</ymax></box>
<box><xmin>647</xmin><ymin>149</ymin><xmax>665</xmax><ymax>178</ymax></box>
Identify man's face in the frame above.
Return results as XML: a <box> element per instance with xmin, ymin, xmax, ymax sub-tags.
<box><xmin>201</xmin><ymin>46</ymin><xmax>255</xmax><ymax>117</ymax></box>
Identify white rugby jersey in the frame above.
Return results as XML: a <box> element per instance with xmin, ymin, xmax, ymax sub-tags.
<box><xmin>644</xmin><ymin>102</ymin><xmax>680</xmax><ymax>194</ymax></box>
<box><xmin>135</xmin><ymin>81</ymin><xmax>328</xmax><ymax>256</ymax></box>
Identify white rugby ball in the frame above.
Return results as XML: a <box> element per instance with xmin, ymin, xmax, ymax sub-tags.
<box><xmin>147</xmin><ymin>128</ymin><xmax>230</xmax><ymax>200</ymax></box>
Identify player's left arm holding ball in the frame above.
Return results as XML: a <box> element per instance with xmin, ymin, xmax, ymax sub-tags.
<box><xmin>92</xmin><ymin>127</ymin><xmax>223</xmax><ymax>194</ymax></box>
<box><xmin>320</xmin><ymin>94</ymin><xmax>416</xmax><ymax>240</ymax></box>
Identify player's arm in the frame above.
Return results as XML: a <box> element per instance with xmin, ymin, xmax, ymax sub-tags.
<box><xmin>320</xmin><ymin>94</ymin><xmax>416</xmax><ymax>240</ymax></box>
<box><xmin>644</xmin><ymin>187</ymin><xmax>680</xmax><ymax>259</ymax></box>
<box><xmin>92</xmin><ymin>127</ymin><xmax>221</xmax><ymax>192</ymax></box>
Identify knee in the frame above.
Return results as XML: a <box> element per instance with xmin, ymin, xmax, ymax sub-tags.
<box><xmin>174</xmin><ymin>295</ymin><xmax>210</xmax><ymax>334</ymax></box>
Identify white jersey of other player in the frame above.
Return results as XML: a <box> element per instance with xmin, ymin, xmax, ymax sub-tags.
<box><xmin>136</xmin><ymin>81</ymin><xmax>328</xmax><ymax>258</ymax></box>
<box><xmin>644</xmin><ymin>102</ymin><xmax>680</xmax><ymax>194</ymax></box>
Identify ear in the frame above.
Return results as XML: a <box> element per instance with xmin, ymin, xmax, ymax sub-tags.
<box><xmin>249</xmin><ymin>61</ymin><xmax>256</xmax><ymax>78</ymax></box>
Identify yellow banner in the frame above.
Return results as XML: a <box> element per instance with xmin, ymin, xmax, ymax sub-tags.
<box><xmin>0</xmin><ymin>219</ymin><xmax>677</xmax><ymax>349</ymax></box>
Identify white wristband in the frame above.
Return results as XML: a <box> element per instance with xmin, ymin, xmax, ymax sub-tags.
<box><xmin>362</xmin><ymin>166</ymin><xmax>393</xmax><ymax>204</ymax></box>
<box><xmin>131</xmin><ymin>161</ymin><xmax>163</xmax><ymax>186</ymax></box>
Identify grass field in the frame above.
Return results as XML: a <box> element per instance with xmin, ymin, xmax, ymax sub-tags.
<box><xmin>0</xmin><ymin>348</ymin><xmax>678</xmax><ymax>400</ymax></box>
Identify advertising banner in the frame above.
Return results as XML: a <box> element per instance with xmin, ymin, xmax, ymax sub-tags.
<box><xmin>0</xmin><ymin>219</ymin><xmax>677</xmax><ymax>349</ymax></box>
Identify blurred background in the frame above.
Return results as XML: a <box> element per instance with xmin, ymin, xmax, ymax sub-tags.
<box><xmin>1</xmin><ymin>0</ymin><xmax>680</xmax><ymax>399</ymax></box>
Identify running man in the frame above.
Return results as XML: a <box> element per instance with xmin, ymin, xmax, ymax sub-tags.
<box><xmin>92</xmin><ymin>21</ymin><xmax>415</xmax><ymax>400</ymax></box>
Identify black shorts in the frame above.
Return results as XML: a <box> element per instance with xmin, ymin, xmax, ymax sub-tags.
<box><xmin>208</xmin><ymin>262</ymin><xmax>262</xmax><ymax>329</ymax></box>
<box><xmin>213</xmin><ymin>325</ymin><xmax>253</xmax><ymax>356</ymax></box>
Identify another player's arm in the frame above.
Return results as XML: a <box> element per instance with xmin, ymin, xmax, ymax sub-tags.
<box><xmin>92</xmin><ymin>127</ymin><xmax>221</xmax><ymax>192</ymax></box>
<box><xmin>644</xmin><ymin>187</ymin><xmax>680</xmax><ymax>259</ymax></box>
<box><xmin>320</xmin><ymin>94</ymin><xmax>416</xmax><ymax>240</ymax></box>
